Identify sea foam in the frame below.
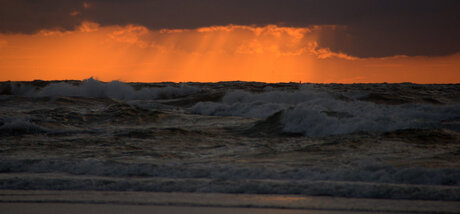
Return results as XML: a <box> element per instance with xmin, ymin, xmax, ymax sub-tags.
<box><xmin>192</xmin><ymin>88</ymin><xmax>460</xmax><ymax>136</ymax></box>
<box><xmin>11</xmin><ymin>78</ymin><xmax>201</xmax><ymax>100</ymax></box>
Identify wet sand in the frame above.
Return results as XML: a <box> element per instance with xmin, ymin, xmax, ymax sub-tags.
<box><xmin>0</xmin><ymin>203</ymin><xmax>380</xmax><ymax>214</ymax></box>
<box><xmin>0</xmin><ymin>190</ymin><xmax>459</xmax><ymax>214</ymax></box>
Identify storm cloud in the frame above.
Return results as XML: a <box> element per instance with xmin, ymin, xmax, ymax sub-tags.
<box><xmin>1</xmin><ymin>0</ymin><xmax>459</xmax><ymax>57</ymax></box>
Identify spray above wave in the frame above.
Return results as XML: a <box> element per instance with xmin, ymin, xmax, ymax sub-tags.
<box><xmin>10</xmin><ymin>77</ymin><xmax>201</xmax><ymax>100</ymax></box>
<box><xmin>192</xmin><ymin>88</ymin><xmax>460</xmax><ymax>136</ymax></box>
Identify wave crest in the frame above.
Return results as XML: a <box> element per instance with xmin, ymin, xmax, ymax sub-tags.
<box><xmin>11</xmin><ymin>78</ymin><xmax>201</xmax><ymax>100</ymax></box>
<box><xmin>192</xmin><ymin>88</ymin><xmax>460</xmax><ymax>136</ymax></box>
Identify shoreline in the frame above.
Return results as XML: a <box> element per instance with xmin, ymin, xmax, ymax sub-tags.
<box><xmin>0</xmin><ymin>203</ymin><xmax>378</xmax><ymax>214</ymax></box>
<box><xmin>1</xmin><ymin>190</ymin><xmax>459</xmax><ymax>213</ymax></box>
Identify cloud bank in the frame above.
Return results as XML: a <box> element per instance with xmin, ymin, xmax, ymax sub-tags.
<box><xmin>1</xmin><ymin>0</ymin><xmax>459</xmax><ymax>58</ymax></box>
<box><xmin>0</xmin><ymin>22</ymin><xmax>459</xmax><ymax>83</ymax></box>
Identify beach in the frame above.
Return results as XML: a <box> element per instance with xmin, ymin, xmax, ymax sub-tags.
<box><xmin>1</xmin><ymin>190</ymin><xmax>459</xmax><ymax>213</ymax></box>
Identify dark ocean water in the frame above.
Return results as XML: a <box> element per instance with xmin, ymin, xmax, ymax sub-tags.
<box><xmin>1</xmin><ymin>79</ymin><xmax>459</xmax><ymax>203</ymax></box>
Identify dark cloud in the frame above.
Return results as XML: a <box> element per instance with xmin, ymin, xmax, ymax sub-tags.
<box><xmin>1</xmin><ymin>0</ymin><xmax>459</xmax><ymax>57</ymax></box>
<box><xmin>0</xmin><ymin>0</ymin><xmax>83</xmax><ymax>32</ymax></box>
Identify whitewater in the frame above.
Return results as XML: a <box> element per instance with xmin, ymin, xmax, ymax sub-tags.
<box><xmin>1</xmin><ymin>78</ymin><xmax>459</xmax><ymax>212</ymax></box>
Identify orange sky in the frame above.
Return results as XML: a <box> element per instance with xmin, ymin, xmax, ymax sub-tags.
<box><xmin>0</xmin><ymin>22</ymin><xmax>459</xmax><ymax>83</ymax></box>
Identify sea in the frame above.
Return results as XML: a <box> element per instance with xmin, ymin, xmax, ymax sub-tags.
<box><xmin>0</xmin><ymin>78</ymin><xmax>459</xmax><ymax>213</ymax></box>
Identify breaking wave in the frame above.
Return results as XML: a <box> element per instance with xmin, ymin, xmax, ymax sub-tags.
<box><xmin>192</xmin><ymin>88</ymin><xmax>460</xmax><ymax>136</ymax></box>
<box><xmin>11</xmin><ymin>78</ymin><xmax>201</xmax><ymax>100</ymax></box>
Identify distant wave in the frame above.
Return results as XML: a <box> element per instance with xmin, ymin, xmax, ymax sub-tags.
<box><xmin>10</xmin><ymin>77</ymin><xmax>201</xmax><ymax>100</ymax></box>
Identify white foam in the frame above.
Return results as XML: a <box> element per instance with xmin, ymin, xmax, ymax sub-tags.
<box><xmin>192</xmin><ymin>88</ymin><xmax>460</xmax><ymax>136</ymax></box>
<box><xmin>12</xmin><ymin>78</ymin><xmax>201</xmax><ymax>100</ymax></box>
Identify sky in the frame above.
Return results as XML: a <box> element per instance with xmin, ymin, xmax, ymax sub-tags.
<box><xmin>0</xmin><ymin>0</ymin><xmax>459</xmax><ymax>83</ymax></box>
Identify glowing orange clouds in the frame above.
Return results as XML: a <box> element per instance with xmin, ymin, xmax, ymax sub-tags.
<box><xmin>0</xmin><ymin>22</ymin><xmax>459</xmax><ymax>83</ymax></box>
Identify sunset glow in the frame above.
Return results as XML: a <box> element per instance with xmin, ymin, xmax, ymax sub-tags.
<box><xmin>1</xmin><ymin>22</ymin><xmax>459</xmax><ymax>83</ymax></box>
<box><xmin>2</xmin><ymin>1</ymin><xmax>460</xmax><ymax>209</ymax></box>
